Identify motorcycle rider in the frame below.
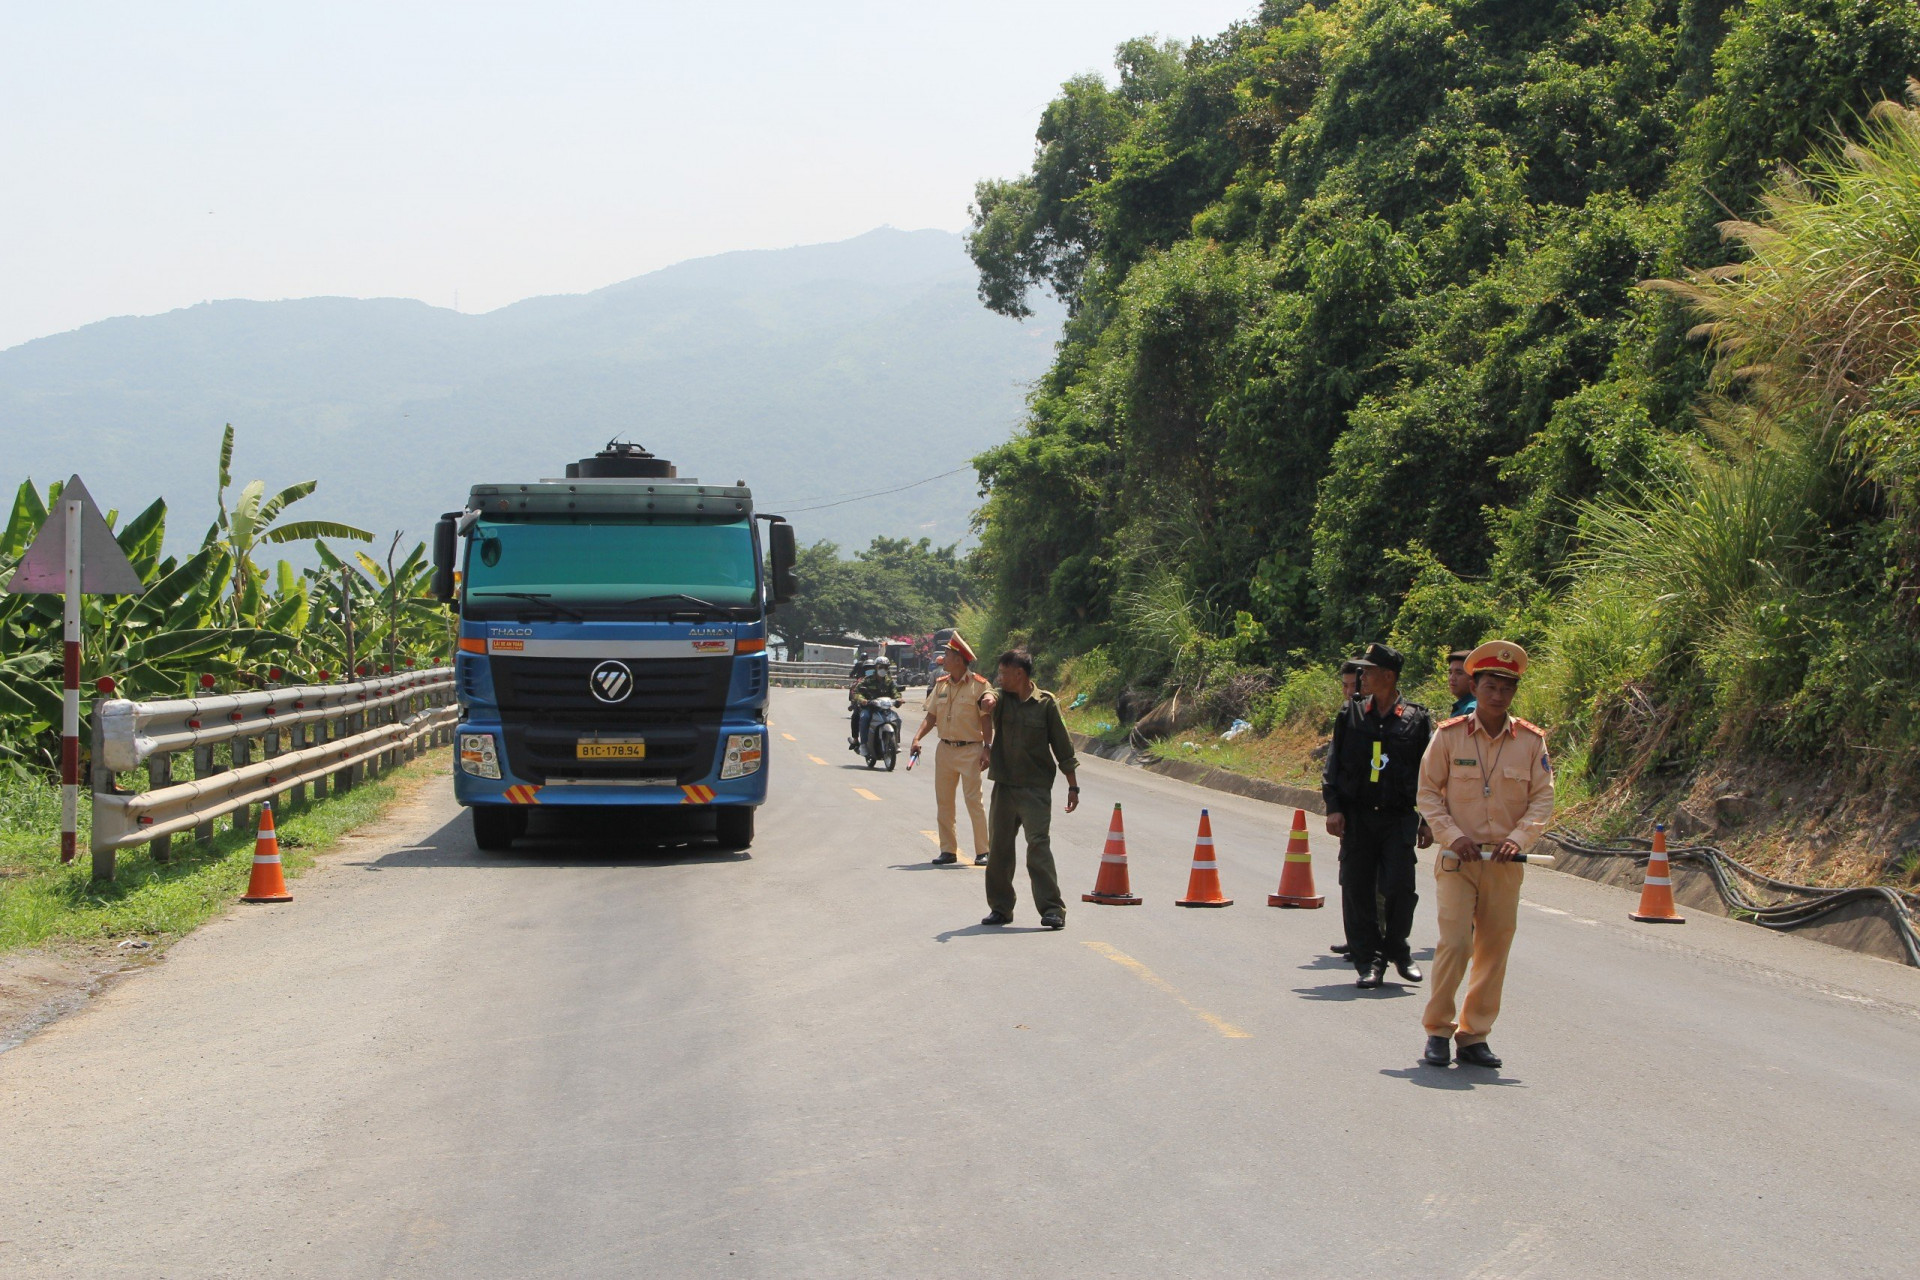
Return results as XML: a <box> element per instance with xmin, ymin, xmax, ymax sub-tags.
<box><xmin>849</xmin><ymin>657</ymin><xmax>901</xmax><ymax>753</ymax></box>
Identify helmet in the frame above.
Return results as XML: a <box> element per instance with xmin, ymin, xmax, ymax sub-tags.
<box><xmin>874</xmin><ymin>657</ymin><xmax>891</xmax><ymax>668</ymax></box>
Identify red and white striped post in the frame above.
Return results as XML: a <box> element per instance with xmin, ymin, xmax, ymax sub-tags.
<box><xmin>59</xmin><ymin>494</ymin><xmax>82</xmax><ymax>864</ymax></box>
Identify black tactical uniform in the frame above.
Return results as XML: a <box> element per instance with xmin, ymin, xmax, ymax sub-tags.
<box><xmin>1322</xmin><ymin>658</ymin><xmax>1432</xmax><ymax>976</ymax></box>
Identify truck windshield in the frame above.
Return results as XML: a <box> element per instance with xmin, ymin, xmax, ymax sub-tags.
<box><xmin>464</xmin><ymin>519</ymin><xmax>759</xmax><ymax>614</ymax></box>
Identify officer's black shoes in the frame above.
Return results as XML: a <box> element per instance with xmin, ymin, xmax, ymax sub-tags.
<box><xmin>1422</xmin><ymin>1036</ymin><xmax>1452</xmax><ymax>1067</ymax></box>
<box><xmin>973</xmin><ymin>852</ymin><xmax>989</xmax><ymax>866</ymax></box>
<box><xmin>1330</xmin><ymin>942</ymin><xmax>1351</xmax><ymax>956</ymax></box>
<box><xmin>1355</xmin><ymin>963</ymin><xmax>1383</xmax><ymax>989</ymax></box>
<box><xmin>1455</xmin><ymin>1041</ymin><xmax>1503</xmax><ymax>1069</ymax></box>
<box><xmin>1039</xmin><ymin>913</ymin><xmax>1065</xmax><ymax>930</ymax></box>
<box><xmin>981</xmin><ymin>911</ymin><xmax>1013</xmax><ymax>926</ymax></box>
<box><xmin>933</xmin><ymin>852</ymin><xmax>958</xmax><ymax>865</ymax></box>
<box><xmin>1394</xmin><ymin>959</ymin><xmax>1424</xmax><ymax>983</ymax></box>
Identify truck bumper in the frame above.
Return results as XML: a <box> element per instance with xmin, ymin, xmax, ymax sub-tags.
<box><xmin>451</xmin><ymin>719</ymin><xmax>769</xmax><ymax>808</ymax></box>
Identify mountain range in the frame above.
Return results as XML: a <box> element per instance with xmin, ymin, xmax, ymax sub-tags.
<box><xmin>0</xmin><ymin>228</ymin><xmax>1060</xmax><ymax>559</ymax></box>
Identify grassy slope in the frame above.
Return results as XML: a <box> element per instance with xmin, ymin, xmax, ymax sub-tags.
<box><xmin>0</xmin><ymin>758</ymin><xmax>440</xmax><ymax>954</ymax></box>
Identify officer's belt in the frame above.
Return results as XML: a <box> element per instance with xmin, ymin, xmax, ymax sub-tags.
<box><xmin>940</xmin><ymin>739</ymin><xmax>979</xmax><ymax>747</ymax></box>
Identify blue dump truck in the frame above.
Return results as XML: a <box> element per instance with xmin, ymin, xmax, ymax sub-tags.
<box><xmin>430</xmin><ymin>443</ymin><xmax>797</xmax><ymax>850</ymax></box>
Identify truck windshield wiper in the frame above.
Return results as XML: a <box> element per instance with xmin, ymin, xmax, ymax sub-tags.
<box><xmin>471</xmin><ymin>591</ymin><xmax>586</xmax><ymax>621</ymax></box>
<box><xmin>614</xmin><ymin>593</ymin><xmax>733</xmax><ymax>614</ymax></box>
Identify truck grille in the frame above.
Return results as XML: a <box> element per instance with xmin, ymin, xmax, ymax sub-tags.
<box><xmin>489</xmin><ymin>655</ymin><xmax>733</xmax><ymax>719</ymax></box>
<box><xmin>487</xmin><ymin>655</ymin><xmax>732</xmax><ymax>784</ymax></box>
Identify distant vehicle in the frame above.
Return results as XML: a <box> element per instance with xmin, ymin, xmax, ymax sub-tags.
<box><xmin>803</xmin><ymin>642</ymin><xmax>859</xmax><ymax>667</ymax></box>
<box><xmin>431</xmin><ymin>442</ymin><xmax>798</xmax><ymax>851</ymax></box>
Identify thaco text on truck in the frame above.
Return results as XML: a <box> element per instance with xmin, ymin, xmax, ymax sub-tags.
<box><xmin>431</xmin><ymin>443</ymin><xmax>798</xmax><ymax>850</ymax></box>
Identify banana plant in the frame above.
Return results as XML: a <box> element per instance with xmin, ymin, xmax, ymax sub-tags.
<box><xmin>207</xmin><ymin>423</ymin><xmax>373</xmax><ymax>606</ymax></box>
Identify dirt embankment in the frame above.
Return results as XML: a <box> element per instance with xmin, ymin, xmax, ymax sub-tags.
<box><xmin>1562</xmin><ymin>756</ymin><xmax>1920</xmax><ymax>892</ymax></box>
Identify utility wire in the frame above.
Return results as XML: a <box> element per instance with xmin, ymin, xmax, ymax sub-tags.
<box><xmin>771</xmin><ymin>464</ymin><xmax>976</xmax><ymax>514</ymax></box>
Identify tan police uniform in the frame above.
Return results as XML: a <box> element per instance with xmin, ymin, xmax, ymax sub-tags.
<box><xmin>1415</xmin><ymin>643</ymin><xmax>1554</xmax><ymax>1048</ymax></box>
<box><xmin>928</xmin><ymin>670</ymin><xmax>994</xmax><ymax>859</ymax></box>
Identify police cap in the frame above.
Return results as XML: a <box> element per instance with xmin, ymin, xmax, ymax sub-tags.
<box><xmin>1351</xmin><ymin>642</ymin><xmax>1404</xmax><ymax>673</ymax></box>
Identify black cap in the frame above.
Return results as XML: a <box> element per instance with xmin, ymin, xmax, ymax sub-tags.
<box><xmin>1352</xmin><ymin>642</ymin><xmax>1404</xmax><ymax>673</ymax></box>
<box><xmin>1339</xmin><ymin>658</ymin><xmax>1364</xmax><ymax>675</ymax></box>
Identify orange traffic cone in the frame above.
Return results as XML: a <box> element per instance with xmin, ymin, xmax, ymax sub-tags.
<box><xmin>1629</xmin><ymin>822</ymin><xmax>1684</xmax><ymax>923</ymax></box>
<box><xmin>1267</xmin><ymin>808</ymin><xmax>1325</xmax><ymax>908</ymax></box>
<box><xmin>1083</xmin><ymin>803</ymin><xmax>1143</xmax><ymax>905</ymax></box>
<box><xmin>1175</xmin><ymin>809</ymin><xmax>1233</xmax><ymax>907</ymax></box>
<box><xmin>241</xmin><ymin>802</ymin><xmax>293</xmax><ymax>903</ymax></box>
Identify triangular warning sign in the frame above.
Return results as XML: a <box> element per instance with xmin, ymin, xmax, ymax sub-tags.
<box><xmin>4</xmin><ymin>475</ymin><xmax>145</xmax><ymax>596</ymax></box>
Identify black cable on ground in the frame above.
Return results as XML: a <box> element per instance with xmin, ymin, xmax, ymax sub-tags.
<box><xmin>1546</xmin><ymin>830</ymin><xmax>1920</xmax><ymax>968</ymax></box>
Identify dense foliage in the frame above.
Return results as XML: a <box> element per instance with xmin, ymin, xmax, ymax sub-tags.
<box><xmin>774</xmin><ymin>536</ymin><xmax>971</xmax><ymax>651</ymax></box>
<box><xmin>0</xmin><ymin>427</ymin><xmax>448</xmax><ymax>772</ymax></box>
<box><xmin>968</xmin><ymin>0</ymin><xmax>1920</xmax><ymax>785</ymax></box>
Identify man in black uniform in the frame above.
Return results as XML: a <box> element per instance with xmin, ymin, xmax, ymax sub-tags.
<box><xmin>1322</xmin><ymin>643</ymin><xmax>1434</xmax><ymax>989</ymax></box>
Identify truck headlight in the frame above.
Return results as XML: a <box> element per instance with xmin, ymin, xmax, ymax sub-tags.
<box><xmin>459</xmin><ymin>733</ymin><xmax>502</xmax><ymax>780</ymax></box>
<box><xmin>720</xmin><ymin>733</ymin><xmax>763</xmax><ymax>780</ymax></box>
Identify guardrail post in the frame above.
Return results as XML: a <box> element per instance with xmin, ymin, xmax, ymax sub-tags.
<box><xmin>232</xmin><ymin>736</ymin><xmax>252</xmax><ymax>835</ymax></box>
<box><xmin>147</xmin><ymin>753</ymin><xmax>173</xmax><ymax>863</ymax></box>
<box><xmin>286</xmin><ymin>720</ymin><xmax>307</xmax><ymax>808</ymax></box>
<box><xmin>88</xmin><ymin>709</ymin><xmax>115</xmax><ymax>881</ymax></box>
<box><xmin>193</xmin><ymin>744</ymin><xmax>217</xmax><ymax>843</ymax></box>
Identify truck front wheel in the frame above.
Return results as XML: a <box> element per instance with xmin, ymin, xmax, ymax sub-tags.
<box><xmin>472</xmin><ymin>805</ymin><xmax>525</xmax><ymax>852</ymax></box>
<box><xmin>715</xmin><ymin>806</ymin><xmax>755</xmax><ymax>849</ymax></box>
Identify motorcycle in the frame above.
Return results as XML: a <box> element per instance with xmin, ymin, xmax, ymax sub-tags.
<box><xmin>858</xmin><ymin>696</ymin><xmax>902</xmax><ymax>771</ymax></box>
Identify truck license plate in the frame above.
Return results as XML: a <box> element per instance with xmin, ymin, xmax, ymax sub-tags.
<box><xmin>577</xmin><ymin>740</ymin><xmax>646</xmax><ymax>759</ymax></box>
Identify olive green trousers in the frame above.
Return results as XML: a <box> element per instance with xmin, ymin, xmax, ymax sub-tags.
<box><xmin>985</xmin><ymin>783</ymin><xmax>1065</xmax><ymax>919</ymax></box>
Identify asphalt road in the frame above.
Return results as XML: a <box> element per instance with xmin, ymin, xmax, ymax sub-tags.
<box><xmin>3</xmin><ymin>688</ymin><xmax>1918</xmax><ymax>1278</ymax></box>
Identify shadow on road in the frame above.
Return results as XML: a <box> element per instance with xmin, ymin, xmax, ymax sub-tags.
<box><xmin>1298</xmin><ymin>946</ymin><xmax>1435</xmax><ymax>972</ymax></box>
<box><xmin>886</xmin><ymin>862</ymin><xmax>975</xmax><ymax>872</ymax></box>
<box><xmin>934</xmin><ymin>923</ymin><xmax>1051</xmax><ymax>942</ymax></box>
<box><xmin>1379</xmin><ymin>1066</ymin><xmax>1524</xmax><ymax>1090</ymax></box>
<box><xmin>353</xmin><ymin>812</ymin><xmax>756</xmax><ymax>870</ymax></box>
<box><xmin>1292</xmin><ymin>982</ymin><xmax>1417</xmax><ymax>1001</ymax></box>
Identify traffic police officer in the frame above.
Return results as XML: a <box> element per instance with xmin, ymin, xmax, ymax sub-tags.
<box><xmin>910</xmin><ymin>633</ymin><xmax>996</xmax><ymax>865</ymax></box>
<box><xmin>1416</xmin><ymin>640</ymin><xmax>1555</xmax><ymax>1069</ymax></box>
<box><xmin>1322</xmin><ymin>643</ymin><xmax>1433</xmax><ymax>988</ymax></box>
<box><xmin>848</xmin><ymin>657</ymin><xmax>900</xmax><ymax>752</ymax></box>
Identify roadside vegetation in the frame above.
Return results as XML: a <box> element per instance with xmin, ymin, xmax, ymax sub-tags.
<box><xmin>0</xmin><ymin>424</ymin><xmax>451</xmax><ymax>773</ymax></box>
<box><xmin>0</xmin><ymin>756</ymin><xmax>437</xmax><ymax>955</ymax></box>
<box><xmin>963</xmin><ymin>1</ymin><xmax>1920</xmax><ymax>886</ymax></box>
<box><xmin>775</xmin><ymin>536</ymin><xmax>972</xmax><ymax>651</ymax></box>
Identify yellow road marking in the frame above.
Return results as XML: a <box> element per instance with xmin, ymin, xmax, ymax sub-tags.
<box><xmin>853</xmin><ymin>787</ymin><xmax>882</xmax><ymax>802</ymax></box>
<box><xmin>921</xmin><ymin>830</ymin><xmax>940</xmax><ymax>845</ymax></box>
<box><xmin>1080</xmin><ymin>941</ymin><xmax>1251</xmax><ymax>1039</ymax></box>
<box><xmin>808</xmin><ymin>754</ymin><xmax>827</xmax><ymax>765</ymax></box>
<box><xmin>782</xmin><ymin>733</ymin><xmax>797</xmax><ymax>741</ymax></box>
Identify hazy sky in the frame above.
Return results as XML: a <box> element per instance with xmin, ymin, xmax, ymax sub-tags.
<box><xmin>1</xmin><ymin>1</ymin><xmax>1256</xmax><ymax>351</ymax></box>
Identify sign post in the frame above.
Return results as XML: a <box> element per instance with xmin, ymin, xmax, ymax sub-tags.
<box><xmin>4</xmin><ymin>475</ymin><xmax>144</xmax><ymax>874</ymax></box>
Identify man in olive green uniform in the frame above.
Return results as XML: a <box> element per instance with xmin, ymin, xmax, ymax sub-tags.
<box><xmin>979</xmin><ymin>648</ymin><xmax>1080</xmax><ymax>930</ymax></box>
<box><xmin>1416</xmin><ymin>640</ymin><xmax>1554</xmax><ymax>1070</ymax></box>
<box><xmin>909</xmin><ymin>632</ymin><xmax>996</xmax><ymax>865</ymax></box>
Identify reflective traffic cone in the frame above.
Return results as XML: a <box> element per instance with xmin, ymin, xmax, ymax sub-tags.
<box><xmin>241</xmin><ymin>802</ymin><xmax>293</xmax><ymax>904</ymax></box>
<box><xmin>1175</xmin><ymin>809</ymin><xmax>1233</xmax><ymax>907</ymax></box>
<box><xmin>1267</xmin><ymin>808</ymin><xmax>1325</xmax><ymax>908</ymax></box>
<box><xmin>1083</xmin><ymin>803</ymin><xmax>1142</xmax><ymax>905</ymax></box>
<box><xmin>1629</xmin><ymin>822</ymin><xmax>1684</xmax><ymax>923</ymax></box>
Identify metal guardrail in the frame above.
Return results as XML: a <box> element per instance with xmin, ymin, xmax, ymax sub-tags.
<box><xmin>769</xmin><ymin>660</ymin><xmax>855</xmax><ymax>689</ymax></box>
<box><xmin>88</xmin><ymin>668</ymin><xmax>457</xmax><ymax>880</ymax></box>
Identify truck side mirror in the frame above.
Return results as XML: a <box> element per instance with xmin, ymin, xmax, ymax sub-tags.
<box><xmin>430</xmin><ymin>514</ymin><xmax>459</xmax><ymax>604</ymax></box>
<box><xmin>769</xmin><ymin>520</ymin><xmax>798</xmax><ymax>606</ymax></box>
